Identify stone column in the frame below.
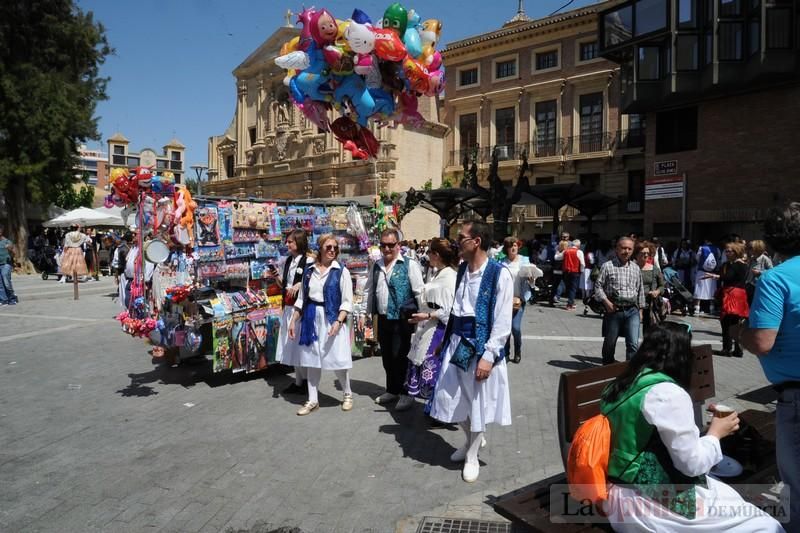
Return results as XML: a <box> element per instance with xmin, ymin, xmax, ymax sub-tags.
<box><xmin>236</xmin><ymin>79</ymin><xmax>248</xmax><ymax>176</ymax></box>
<box><xmin>256</xmin><ymin>76</ymin><xmax>265</xmax><ymax>143</ymax></box>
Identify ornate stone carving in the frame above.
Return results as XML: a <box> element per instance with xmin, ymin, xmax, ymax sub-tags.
<box><xmin>313</xmin><ymin>138</ymin><xmax>325</xmax><ymax>155</ymax></box>
<box><xmin>275</xmin><ymin>131</ymin><xmax>289</xmax><ymax>161</ymax></box>
<box><xmin>245</xmin><ymin>149</ymin><xmax>255</xmax><ymax>166</ymax></box>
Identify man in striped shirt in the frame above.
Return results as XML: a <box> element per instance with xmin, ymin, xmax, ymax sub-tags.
<box><xmin>594</xmin><ymin>237</ymin><xmax>645</xmax><ymax>364</ymax></box>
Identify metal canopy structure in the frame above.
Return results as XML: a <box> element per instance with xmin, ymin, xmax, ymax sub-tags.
<box><xmin>406</xmin><ymin>188</ymin><xmax>482</xmax><ymax>225</ymax></box>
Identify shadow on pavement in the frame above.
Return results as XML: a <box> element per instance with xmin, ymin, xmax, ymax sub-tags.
<box><xmin>737</xmin><ymin>385</ymin><xmax>778</xmax><ymax>405</ymax></box>
<box><xmin>546</xmin><ymin>354</ymin><xmax>602</xmax><ymax>371</ymax></box>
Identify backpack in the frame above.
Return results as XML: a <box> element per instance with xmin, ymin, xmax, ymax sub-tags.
<box><xmin>702</xmin><ymin>249</ymin><xmax>717</xmax><ymax>273</ymax></box>
<box><xmin>566</xmin><ymin>381</ymin><xmax>660</xmax><ymax>503</ymax></box>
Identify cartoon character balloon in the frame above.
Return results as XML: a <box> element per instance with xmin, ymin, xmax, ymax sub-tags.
<box><xmin>381</xmin><ymin>3</ymin><xmax>408</xmax><ymax>36</ymax></box>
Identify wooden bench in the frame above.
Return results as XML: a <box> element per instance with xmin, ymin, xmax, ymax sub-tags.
<box><xmin>493</xmin><ymin>345</ymin><xmax>720</xmax><ymax>532</ymax></box>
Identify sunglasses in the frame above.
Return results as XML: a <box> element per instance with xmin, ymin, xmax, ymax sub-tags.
<box><xmin>324</xmin><ymin>244</ymin><xmax>339</xmax><ymax>252</ymax></box>
<box><xmin>380</xmin><ymin>242</ymin><xmax>398</xmax><ymax>249</ymax></box>
<box><xmin>456</xmin><ymin>235</ymin><xmax>476</xmax><ymax>243</ymax></box>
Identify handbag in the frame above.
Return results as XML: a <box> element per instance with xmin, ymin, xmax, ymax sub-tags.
<box><xmin>399</xmin><ymin>296</ymin><xmax>419</xmax><ymax>320</ymax></box>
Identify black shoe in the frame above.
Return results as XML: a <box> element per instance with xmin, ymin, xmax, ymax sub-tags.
<box><xmin>283</xmin><ymin>381</ymin><xmax>307</xmax><ymax>394</ymax></box>
<box><xmin>719</xmin><ymin>349</ymin><xmax>732</xmax><ymax>357</ymax></box>
<box><xmin>732</xmin><ymin>350</ymin><xmax>743</xmax><ymax>358</ymax></box>
<box><xmin>512</xmin><ymin>354</ymin><xmax>521</xmax><ymax>364</ymax></box>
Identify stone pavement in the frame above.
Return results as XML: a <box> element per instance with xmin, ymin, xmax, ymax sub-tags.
<box><xmin>0</xmin><ymin>275</ymin><xmax>777</xmax><ymax>533</ymax></box>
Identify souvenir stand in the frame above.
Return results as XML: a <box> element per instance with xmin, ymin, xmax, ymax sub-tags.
<box><xmin>113</xmin><ymin>178</ymin><xmax>380</xmax><ymax>373</ymax></box>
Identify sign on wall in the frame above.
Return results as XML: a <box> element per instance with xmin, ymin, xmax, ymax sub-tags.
<box><xmin>645</xmin><ymin>174</ymin><xmax>684</xmax><ymax>200</ymax></box>
<box><xmin>654</xmin><ymin>160</ymin><xmax>678</xmax><ymax>176</ymax></box>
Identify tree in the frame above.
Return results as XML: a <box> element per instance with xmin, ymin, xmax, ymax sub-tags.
<box><xmin>0</xmin><ymin>0</ymin><xmax>111</xmax><ymax>266</ymax></box>
<box><xmin>184</xmin><ymin>177</ymin><xmax>200</xmax><ymax>196</ymax></box>
<box><xmin>54</xmin><ymin>173</ymin><xmax>95</xmax><ymax>210</ymax></box>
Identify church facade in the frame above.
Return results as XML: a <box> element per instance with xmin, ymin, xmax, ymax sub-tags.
<box><xmin>206</xmin><ymin>23</ymin><xmax>448</xmax><ymax>240</ymax></box>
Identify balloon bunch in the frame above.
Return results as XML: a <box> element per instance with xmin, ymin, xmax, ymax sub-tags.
<box><xmin>115</xmin><ymin>311</ymin><xmax>158</xmax><ymax>338</ymax></box>
<box><xmin>165</xmin><ymin>284</ymin><xmax>192</xmax><ymax>304</ymax></box>
<box><xmin>276</xmin><ymin>3</ymin><xmax>444</xmax><ymax>159</ymax></box>
<box><xmin>105</xmin><ymin>167</ymin><xmax>177</xmax><ymax>208</ymax></box>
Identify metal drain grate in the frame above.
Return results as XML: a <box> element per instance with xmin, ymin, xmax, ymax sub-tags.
<box><xmin>416</xmin><ymin>516</ymin><xmax>511</xmax><ymax>533</ymax></box>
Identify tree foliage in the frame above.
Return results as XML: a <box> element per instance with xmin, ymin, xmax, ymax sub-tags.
<box><xmin>54</xmin><ymin>174</ymin><xmax>95</xmax><ymax>210</ymax></box>
<box><xmin>0</xmin><ymin>0</ymin><xmax>111</xmax><ymax>261</ymax></box>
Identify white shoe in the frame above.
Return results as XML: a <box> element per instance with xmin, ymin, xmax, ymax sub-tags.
<box><xmin>374</xmin><ymin>392</ymin><xmax>398</xmax><ymax>405</ymax></box>
<box><xmin>480</xmin><ymin>435</ymin><xmax>487</xmax><ymax>448</ymax></box>
<box><xmin>450</xmin><ymin>445</ymin><xmax>468</xmax><ymax>462</ymax></box>
<box><xmin>395</xmin><ymin>395</ymin><xmax>414</xmax><ymax>411</ymax></box>
<box><xmin>462</xmin><ymin>459</ymin><xmax>480</xmax><ymax>483</ymax></box>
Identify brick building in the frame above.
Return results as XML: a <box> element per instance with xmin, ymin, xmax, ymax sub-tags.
<box><xmin>441</xmin><ymin>0</ymin><xmax>647</xmax><ymax>239</ymax></box>
<box><xmin>599</xmin><ymin>0</ymin><xmax>800</xmax><ymax>243</ymax></box>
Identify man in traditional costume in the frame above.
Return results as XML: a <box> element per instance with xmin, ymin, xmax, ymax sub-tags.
<box><xmin>430</xmin><ymin>220</ymin><xmax>513</xmax><ymax>483</ymax></box>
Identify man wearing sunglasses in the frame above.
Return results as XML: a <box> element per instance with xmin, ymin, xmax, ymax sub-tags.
<box><xmin>364</xmin><ymin>228</ymin><xmax>424</xmax><ymax>411</ymax></box>
<box><xmin>429</xmin><ymin>220</ymin><xmax>513</xmax><ymax>483</ymax></box>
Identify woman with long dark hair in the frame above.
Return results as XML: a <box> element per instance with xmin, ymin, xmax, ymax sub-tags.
<box><xmin>601</xmin><ymin>323</ymin><xmax>782</xmax><ymax>531</ymax></box>
<box><xmin>277</xmin><ymin>229</ymin><xmax>310</xmax><ymax>393</ymax></box>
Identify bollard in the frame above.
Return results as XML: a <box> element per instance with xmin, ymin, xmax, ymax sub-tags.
<box><xmin>73</xmin><ymin>270</ymin><xmax>79</xmax><ymax>300</ymax></box>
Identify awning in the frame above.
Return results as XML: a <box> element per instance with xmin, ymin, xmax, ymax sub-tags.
<box><xmin>43</xmin><ymin>207</ymin><xmax>124</xmax><ymax>227</ymax></box>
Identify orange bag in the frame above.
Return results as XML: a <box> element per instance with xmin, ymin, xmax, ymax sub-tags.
<box><xmin>566</xmin><ymin>413</ymin><xmax>611</xmax><ymax>503</ymax></box>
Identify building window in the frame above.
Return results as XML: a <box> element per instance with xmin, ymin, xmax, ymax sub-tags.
<box><xmin>656</xmin><ymin>106</ymin><xmax>698</xmax><ymax>154</ymax></box>
<box><xmin>495</xmin><ymin>59</ymin><xmax>516</xmax><ymax>80</ymax></box>
<box><xmin>719</xmin><ymin>0</ymin><xmax>741</xmax><ymax>17</ymax></box>
<box><xmin>627</xmin><ymin>170</ymin><xmax>645</xmax><ymax>211</ymax></box>
<box><xmin>676</xmin><ymin>35</ymin><xmax>699</xmax><ymax>70</ymax></box>
<box><xmin>719</xmin><ymin>22</ymin><xmax>744</xmax><ymax>60</ymax></box>
<box><xmin>126</xmin><ymin>156</ymin><xmax>140</xmax><ymax>167</ymax></box>
<box><xmin>749</xmin><ymin>19</ymin><xmax>760</xmax><ymax>55</ymax></box>
<box><xmin>170</xmin><ymin>160</ymin><xmax>182</xmax><ymax>171</ymax></box>
<box><xmin>173</xmin><ymin>173</ymin><xmax>181</xmax><ymax>184</ymax></box>
<box><xmin>171</xmin><ymin>151</ymin><xmax>181</xmax><ymax>161</ymax></box>
<box><xmin>535</xmin><ymin>100</ymin><xmax>558</xmax><ymax>157</ymax></box>
<box><xmin>604</xmin><ymin>5</ymin><xmax>633</xmax><ymax>47</ymax></box>
<box><xmin>495</xmin><ymin>107</ymin><xmax>515</xmax><ymax>151</ymax></box>
<box><xmin>678</xmin><ymin>0</ymin><xmax>698</xmax><ymax>28</ymax></box>
<box><xmin>635</xmin><ymin>0</ymin><xmax>668</xmax><ymax>37</ymax></box>
<box><xmin>458</xmin><ymin>113</ymin><xmax>478</xmax><ymax>153</ymax></box>
<box><xmin>113</xmin><ymin>145</ymin><xmax>125</xmax><ymax>155</ymax></box>
<box><xmin>579</xmin><ymin>41</ymin><xmax>599</xmax><ymax>61</ymax></box>
<box><xmin>225</xmin><ymin>155</ymin><xmax>234</xmax><ymax>178</ymax></box>
<box><xmin>82</xmin><ymin>160</ymin><xmax>98</xmax><ymax>169</ymax></box>
<box><xmin>249</xmin><ymin>127</ymin><xmax>257</xmax><ymax>146</ymax></box>
<box><xmin>579</xmin><ymin>93</ymin><xmax>604</xmax><ymax>151</ymax></box>
<box><xmin>637</xmin><ymin>46</ymin><xmax>662</xmax><ymax>79</ymax></box>
<box><xmin>156</xmin><ymin>159</ymin><xmax>167</xmax><ymax>169</ymax></box>
<box><xmin>458</xmin><ymin>68</ymin><xmax>478</xmax><ymax>87</ymax></box>
<box><xmin>112</xmin><ymin>155</ymin><xmax>125</xmax><ymax>165</ymax></box>
<box><xmin>627</xmin><ymin>113</ymin><xmax>646</xmax><ymax>133</ymax></box>
<box><xmin>580</xmin><ymin>173</ymin><xmax>601</xmax><ymax>192</ymax></box>
<box><xmin>766</xmin><ymin>8</ymin><xmax>792</xmax><ymax>49</ymax></box>
<box><xmin>535</xmin><ymin>50</ymin><xmax>559</xmax><ymax>70</ymax></box>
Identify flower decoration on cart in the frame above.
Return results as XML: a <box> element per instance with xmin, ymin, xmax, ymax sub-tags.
<box><xmin>275</xmin><ymin>3</ymin><xmax>444</xmax><ymax>159</ymax></box>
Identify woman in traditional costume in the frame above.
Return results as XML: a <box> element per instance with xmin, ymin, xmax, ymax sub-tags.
<box><xmin>405</xmin><ymin>238</ymin><xmax>458</xmax><ymax>402</ymax></box>
<box><xmin>289</xmin><ymin>234</ymin><xmax>354</xmax><ymax>415</ymax></box>
<box><xmin>601</xmin><ymin>323</ymin><xmax>782</xmax><ymax>532</ymax></box>
<box><xmin>276</xmin><ymin>229</ymin><xmax>310</xmax><ymax>393</ymax></box>
<box><xmin>60</xmin><ymin>225</ymin><xmax>89</xmax><ymax>282</ymax></box>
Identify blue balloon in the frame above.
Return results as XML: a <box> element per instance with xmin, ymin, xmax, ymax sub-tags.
<box><xmin>351</xmin><ymin>8</ymin><xmax>372</xmax><ymax>25</ymax></box>
<box><xmin>334</xmin><ymin>74</ymin><xmax>376</xmax><ymax>127</ymax></box>
<box><xmin>293</xmin><ymin>44</ymin><xmax>333</xmax><ymax>102</ymax></box>
<box><xmin>404</xmin><ymin>30</ymin><xmax>422</xmax><ymax>58</ymax></box>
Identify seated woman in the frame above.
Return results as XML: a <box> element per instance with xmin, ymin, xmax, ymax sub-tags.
<box><xmin>601</xmin><ymin>323</ymin><xmax>783</xmax><ymax>532</ymax></box>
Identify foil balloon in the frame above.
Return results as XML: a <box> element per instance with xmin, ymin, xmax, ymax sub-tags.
<box><xmin>373</xmin><ymin>28</ymin><xmax>407</xmax><ymax>62</ymax></box>
<box><xmin>381</xmin><ymin>3</ymin><xmax>408</xmax><ymax>36</ymax></box>
<box><xmin>403</xmin><ymin>9</ymin><xmax>422</xmax><ymax>58</ymax></box>
<box><xmin>331</xmin><ymin>116</ymin><xmax>379</xmax><ymax>159</ymax></box>
<box><xmin>310</xmin><ymin>9</ymin><xmax>339</xmax><ymax>46</ymax></box>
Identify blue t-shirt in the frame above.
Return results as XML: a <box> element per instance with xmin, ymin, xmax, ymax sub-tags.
<box><xmin>748</xmin><ymin>255</ymin><xmax>800</xmax><ymax>384</ymax></box>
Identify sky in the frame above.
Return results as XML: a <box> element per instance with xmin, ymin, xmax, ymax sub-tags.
<box><xmin>77</xmin><ymin>0</ymin><xmax>598</xmax><ymax>180</ymax></box>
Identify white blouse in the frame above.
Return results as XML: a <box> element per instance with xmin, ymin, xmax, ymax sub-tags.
<box><xmin>421</xmin><ymin>266</ymin><xmax>457</xmax><ymax>322</ymax></box>
<box><xmin>293</xmin><ymin>260</ymin><xmax>353</xmax><ymax>314</ymax></box>
<box><xmin>641</xmin><ymin>382</ymin><xmax>722</xmax><ymax>477</ymax></box>
<box><xmin>451</xmin><ymin>259</ymin><xmax>513</xmax><ymax>363</ymax></box>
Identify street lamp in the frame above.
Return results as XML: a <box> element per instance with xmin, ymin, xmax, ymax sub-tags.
<box><xmin>190</xmin><ymin>163</ymin><xmax>208</xmax><ymax>196</ymax></box>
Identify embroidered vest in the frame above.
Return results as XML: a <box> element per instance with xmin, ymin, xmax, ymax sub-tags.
<box><xmin>440</xmin><ymin>259</ymin><xmax>505</xmax><ymax>370</ymax></box>
<box><xmin>301</xmin><ymin>265</ymin><xmax>342</xmax><ymax>324</ymax></box>
<box><xmin>373</xmin><ymin>259</ymin><xmax>413</xmax><ymax>320</ymax></box>
<box><xmin>282</xmin><ymin>254</ymin><xmax>307</xmax><ymax>306</ymax></box>
<box><xmin>601</xmin><ymin>370</ymin><xmax>707</xmax><ymax>519</ymax></box>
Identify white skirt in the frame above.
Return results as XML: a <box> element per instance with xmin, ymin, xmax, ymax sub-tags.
<box><xmin>694</xmin><ymin>270</ymin><xmax>717</xmax><ymax>300</ymax></box>
<box><xmin>581</xmin><ymin>268</ymin><xmax>594</xmax><ymax>293</ymax></box>
<box><xmin>408</xmin><ymin>307</ymin><xmax>438</xmax><ymax>366</ymax></box>
<box><xmin>296</xmin><ymin>306</ymin><xmax>352</xmax><ymax>370</ymax></box>
<box><xmin>604</xmin><ymin>476</ymin><xmax>783</xmax><ymax>532</ymax></box>
<box><xmin>276</xmin><ymin>306</ymin><xmax>301</xmax><ymax>367</ymax></box>
<box><xmin>430</xmin><ymin>333</ymin><xmax>512</xmax><ymax>433</ymax></box>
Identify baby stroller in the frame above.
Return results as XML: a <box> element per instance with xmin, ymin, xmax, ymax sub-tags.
<box><xmin>32</xmin><ymin>245</ymin><xmax>61</xmax><ymax>280</ymax></box>
<box><xmin>663</xmin><ymin>266</ymin><xmax>694</xmax><ymax>316</ymax></box>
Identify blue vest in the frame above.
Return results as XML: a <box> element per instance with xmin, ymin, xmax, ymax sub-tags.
<box><xmin>441</xmin><ymin>259</ymin><xmax>506</xmax><ymax>370</ymax></box>
<box><xmin>298</xmin><ymin>264</ymin><xmax>343</xmax><ymax>346</ymax></box>
<box><xmin>373</xmin><ymin>259</ymin><xmax>413</xmax><ymax>320</ymax></box>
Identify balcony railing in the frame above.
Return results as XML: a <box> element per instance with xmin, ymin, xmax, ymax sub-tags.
<box><xmin>564</xmin><ymin>132</ymin><xmax>615</xmax><ymax>155</ymax></box>
<box><xmin>616</xmin><ymin>128</ymin><xmax>646</xmax><ymax>150</ymax></box>
<box><xmin>618</xmin><ymin>195</ymin><xmax>643</xmax><ymax>214</ymax></box>
<box><xmin>448</xmin><ymin>130</ymin><xmax>645</xmax><ymax>167</ymax></box>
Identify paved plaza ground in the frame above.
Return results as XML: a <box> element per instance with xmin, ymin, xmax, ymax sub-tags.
<box><xmin>0</xmin><ymin>274</ymin><xmax>778</xmax><ymax>532</ymax></box>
